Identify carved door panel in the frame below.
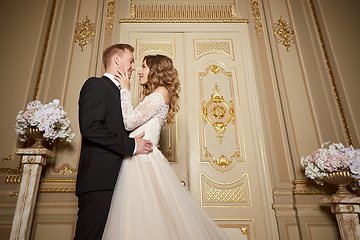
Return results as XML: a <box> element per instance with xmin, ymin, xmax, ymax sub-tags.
<box><xmin>121</xmin><ymin>24</ymin><xmax>272</xmax><ymax>240</ymax></box>
<box><xmin>127</xmin><ymin>32</ymin><xmax>189</xmax><ymax>186</ymax></box>
<box><xmin>183</xmin><ymin>32</ymin><xmax>268</xmax><ymax>240</ymax></box>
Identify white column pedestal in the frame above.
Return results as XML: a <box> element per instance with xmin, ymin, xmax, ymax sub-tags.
<box><xmin>321</xmin><ymin>194</ymin><xmax>360</xmax><ymax>240</ymax></box>
<box><xmin>10</xmin><ymin>148</ymin><xmax>55</xmax><ymax>240</ymax></box>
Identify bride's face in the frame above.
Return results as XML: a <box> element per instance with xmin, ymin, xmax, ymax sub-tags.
<box><xmin>139</xmin><ymin>60</ymin><xmax>150</xmax><ymax>85</ymax></box>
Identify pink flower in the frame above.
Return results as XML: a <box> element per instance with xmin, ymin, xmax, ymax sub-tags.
<box><xmin>310</xmin><ymin>149</ymin><xmax>324</xmax><ymax>164</ymax></box>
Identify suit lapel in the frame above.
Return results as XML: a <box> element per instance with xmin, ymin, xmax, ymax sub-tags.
<box><xmin>103</xmin><ymin>76</ymin><xmax>120</xmax><ymax>96</ymax></box>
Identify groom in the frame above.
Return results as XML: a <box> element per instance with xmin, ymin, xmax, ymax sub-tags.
<box><xmin>74</xmin><ymin>44</ymin><xmax>153</xmax><ymax>240</ymax></box>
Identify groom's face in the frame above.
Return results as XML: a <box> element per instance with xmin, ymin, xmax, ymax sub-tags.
<box><xmin>118</xmin><ymin>49</ymin><xmax>135</xmax><ymax>78</ymax></box>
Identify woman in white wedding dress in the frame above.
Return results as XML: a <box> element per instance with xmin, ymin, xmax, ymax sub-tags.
<box><xmin>102</xmin><ymin>54</ymin><xmax>229</xmax><ymax>240</ymax></box>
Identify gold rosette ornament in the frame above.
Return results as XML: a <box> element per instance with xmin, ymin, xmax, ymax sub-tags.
<box><xmin>202</xmin><ymin>83</ymin><xmax>235</xmax><ymax>144</ymax></box>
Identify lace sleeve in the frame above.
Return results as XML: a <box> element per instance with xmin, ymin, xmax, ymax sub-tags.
<box><xmin>120</xmin><ymin>89</ymin><xmax>166</xmax><ymax>131</ymax></box>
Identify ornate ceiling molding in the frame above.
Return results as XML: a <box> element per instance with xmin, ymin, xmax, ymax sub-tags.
<box><xmin>120</xmin><ymin>2</ymin><xmax>248</xmax><ymax>23</ymax></box>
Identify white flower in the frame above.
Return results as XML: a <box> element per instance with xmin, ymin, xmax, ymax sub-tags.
<box><xmin>15</xmin><ymin>99</ymin><xmax>75</xmax><ymax>142</ymax></box>
<box><xmin>301</xmin><ymin>142</ymin><xmax>360</xmax><ymax>188</ymax></box>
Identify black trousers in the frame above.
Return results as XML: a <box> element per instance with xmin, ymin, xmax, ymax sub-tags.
<box><xmin>73</xmin><ymin>191</ymin><xmax>113</xmax><ymax>240</ymax></box>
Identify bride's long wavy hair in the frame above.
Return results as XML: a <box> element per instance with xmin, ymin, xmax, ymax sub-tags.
<box><xmin>141</xmin><ymin>55</ymin><xmax>180</xmax><ymax>124</ymax></box>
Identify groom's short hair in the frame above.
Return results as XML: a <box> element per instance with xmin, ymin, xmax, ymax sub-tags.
<box><xmin>103</xmin><ymin>44</ymin><xmax>134</xmax><ymax>69</ymax></box>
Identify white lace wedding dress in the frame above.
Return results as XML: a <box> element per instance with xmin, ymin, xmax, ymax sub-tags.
<box><xmin>102</xmin><ymin>89</ymin><xmax>229</xmax><ymax>240</ymax></box>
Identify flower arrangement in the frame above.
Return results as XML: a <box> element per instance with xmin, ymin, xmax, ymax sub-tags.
<box><xmin>301</xmin><ymin>142</ymin><xmax>360</xmax><ymax>186</ymax></box>
<box><xmin>15</xmin><ymin>99</ymin><xmax>75</xmax><ymax>142</ymax></box>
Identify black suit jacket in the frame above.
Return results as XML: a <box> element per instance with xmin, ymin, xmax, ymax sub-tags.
<box><xmin>76</xmin><ymin>76</ymin><xmax>135</xmax><ymax>195</ymax></box>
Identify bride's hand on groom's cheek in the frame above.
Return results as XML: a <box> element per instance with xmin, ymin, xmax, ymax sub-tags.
<box><xmin>115</xmin><ymin>68</ymin><xmax>130</xmax><ymax>90</ymax></box>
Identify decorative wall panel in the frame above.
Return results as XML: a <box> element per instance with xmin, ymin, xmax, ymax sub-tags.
<box><xmin>74</xmin><ymin>15</ymin><xmax>96</xmax><ymax>51</ymax></box>
<box><xmin>194</xmin><ymin>39</ymin><xmax>234</xmax><ymax>60</ymax></box>
<box><xmin>136</xmin><ymin>39</ymin><xmax>175</xmax><ymax>60</ymax></box>
<box><xmin>201</xmin><ymin>174</ymin><xmax>251</xmax><ymax>206</ymax></box>
<box><xmin>120</xmin><ymin>2</ymin><xmax>248</xmax><ymax>23</ymax></box>
<box><xmin>198</xmin><ymin>62</ymin><xmax>243</xmax><ymax>172</ymax></box>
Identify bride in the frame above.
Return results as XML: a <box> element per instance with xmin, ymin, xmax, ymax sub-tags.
<box><xmin>102</xmin><ymin>54</ymin><xmax>229</xmax><ymax>240</ymax></box>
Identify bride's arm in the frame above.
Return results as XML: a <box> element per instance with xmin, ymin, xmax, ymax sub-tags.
<box><xmin>120</xmin><ymin>89</ymin><xmax>164</xmax><ymax>131</ymax></box>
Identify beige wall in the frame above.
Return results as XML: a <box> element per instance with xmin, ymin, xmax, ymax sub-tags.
<box><xmin>0</xmin><ymin>0</ymin><xmax>359</xmax><ymax>239</ymax></box>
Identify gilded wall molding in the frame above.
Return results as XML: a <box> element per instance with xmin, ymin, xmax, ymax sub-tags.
<box><xmin>1</xmin><ymin>155</ymin><xmax>22</xmax><ymax>184</ymax></box>
<box><xmin>40</xmin><ymin>178</ymin><xmax>76</xmax><ymax>183</ymax></box>
<box><xmin>292</xmin><ymin>190</ymin><xmax>332</xmax><ymax>195</ymax></box>
<box><xmin>309</xmin><ymin>0</ymin><xmax>353</xmax><ymax>146</ymax></box>
<box><xmin>120</xmin><ymin>2</ymin><xmax>248</xmax><ymax>23</ymax></box>
<box><xmin>53</xmin><ymin>164</ymin><xmax>77</xmax><ymax>175</ymax></box>
<box><xmin>273</xmin><ymin>15</ymin><xmax>295</xmax><ymax>52</ymax></box>
<box><xmin>250</xmin><ymin>0</ymin><xmax>262</xmax><ymax>38</ymax></box>
<box><xmin>292</xmin><ymin>180</ymin><xmax>316</xmax><ymax>185</ymax></box>
<box><xmin>1</xmin><ymin>155</ymin><xmax>13</xmax><ymax>161</ymax></box>
<box><xmin>201</xmin><ymin>174</ymin><xmax>251</xmax><ymax>206</ymax></box>
<box><xmin>39</xmin><ymin>188</ymin><xmax>75</xmax><ymax>193</ymax></box>
<box><xmin>6</xmin><ymin>175</ymin><xmax>21</xmax><ymax>184</ymax></box>
<box><xmin>105</xmin><ymin>0</ymin><xmax>115</xmax><ymax>40</ymax></box>
<box><xmin>11</xmin><ymin>192</ymin><xmax>19</xmax><ymax>197</ymax></box>
<box><xmin>74</xmin><ymin>15</ymin><xmax>96</xmax><ymax>51</ymax></box>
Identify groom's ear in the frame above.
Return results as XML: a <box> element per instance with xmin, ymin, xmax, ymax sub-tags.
<box><xmin>114</xmin><ymin>55</ymin><xmax>120</xmax><ymax>65</ymax></box>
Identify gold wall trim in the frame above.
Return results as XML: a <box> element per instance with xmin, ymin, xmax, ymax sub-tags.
<box><xmin>309</xmin><ymin>0</ymin><xmax>353</xmax><ymax>146</ymax></box>
<box><xmin>1</xmin><ymin>156</ymin><xmax>23</xmax><ymax>183</ymax></box>
<box><xmin>292</xmin><ymin>180</ymin><xmax>316</xmax><ymax>185</ymax></box>
<box><xmin>6</xmin><ymin>175</ymin><xmax>22</xmax><ymax>184</ymax></box>
<box><xmin>1</xmin><ymin>155</ymin><xmax>13</xmax><ymax>161</ymax></box>
<box><xmin>40</xmin><ymin>178</ymin><xmax>76</xmax><ymax>183</ymax></box>
<box><xmin>120</xmin><ymin>2</ymin><xmax>248</xmax><ymax>23</ymax></box>
<box><xmin>293</xmin><ymin>190</ymin><xmax>332</xmax><ymax>195</ymax></box>
<box><xmin>251</xmin><ymin>0</ymin><xmax>262</xmax><ymax>38</ymax></box>
<box><xmin>53</xmin><ymin>164</ymin><xmax>77</xmax><ymax>175</ymax></box>
<box><xmin>106</xmin><ymin>0</ymin><xmax>115</xmax><ymax>39</ymax></box>
<box><xmin>33</xmin><ymin>0</ymin><xmax>57</xmax><ymax>101</ymax></box>
<box><xmin>39</xmin><ymin>188</ymin><xmax>75</xmax><ymax>193</ymax></box>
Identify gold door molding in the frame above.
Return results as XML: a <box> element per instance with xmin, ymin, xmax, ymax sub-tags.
<box><xmin>198</xmin><ymin>62</ymin><xmax>243</xmax><ymax>172</ymax></box>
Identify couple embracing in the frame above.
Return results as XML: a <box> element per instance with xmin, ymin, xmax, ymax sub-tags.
<box><xmin>74</xmin><ymin>44</ymin><xmax>229</xmax><ymax>240</ymax></box>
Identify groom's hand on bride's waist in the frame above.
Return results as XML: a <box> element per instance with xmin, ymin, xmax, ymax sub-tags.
<box><xmin>134</xmin><ymin>131</ymin><xmax>153</xmax><ymax>155</ymax></box>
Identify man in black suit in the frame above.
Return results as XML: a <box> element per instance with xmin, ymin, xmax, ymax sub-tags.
<box><xmin>74</xmin><ymin>44</ymin><xmax>153</xmax><ymax>240</ymax></box>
